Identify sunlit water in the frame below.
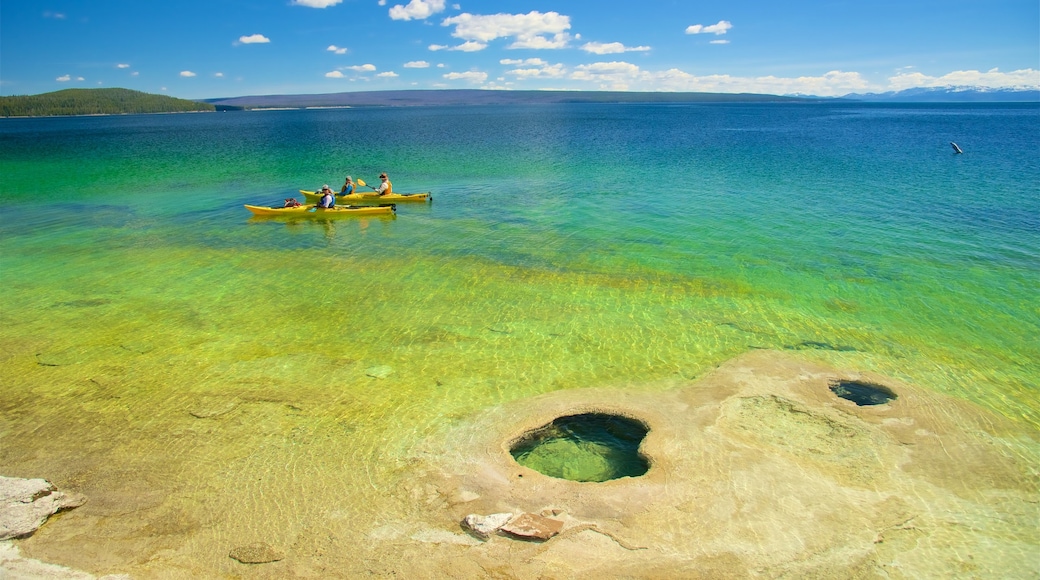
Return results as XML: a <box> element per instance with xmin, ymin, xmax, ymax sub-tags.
<box><xmin>1</xmin><ymin>103</ymin><xmax>1037</xmax><ymax>574</ymax></box>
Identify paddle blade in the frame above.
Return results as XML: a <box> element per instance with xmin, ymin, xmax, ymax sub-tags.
<box><xmin>356</xmin><ymin>178</ymin><xmax>366</xmax><ymax>187</ymax></box>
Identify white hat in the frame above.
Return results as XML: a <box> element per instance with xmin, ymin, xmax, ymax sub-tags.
<box><xmin>323</xmin><ymin>184</ymin><xmax>329</xmax><ymax>188</ymax></box>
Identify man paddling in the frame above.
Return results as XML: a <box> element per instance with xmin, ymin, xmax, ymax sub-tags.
<box><xmin>376</xmin><ymin>173</ymin><xmax>393</xmax><ymax>196</ymax></box>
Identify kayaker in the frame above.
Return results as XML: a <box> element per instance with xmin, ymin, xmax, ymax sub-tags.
<box><xmin>376</xmin><ymin>173</ymin><xmax>393</xmax><ymax>196</ymax></box>
<box><xmin>318</xmin><ymin>185</ymin><xmax>335</xmax><ymax>208</ymax></box>
<box><xmin>340</xmin><ymin>176</ymin><xmax>355</xmax><ymax>196</ymax></box>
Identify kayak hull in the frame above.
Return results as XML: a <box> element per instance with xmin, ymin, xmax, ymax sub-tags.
<box><xmin>244</xmin><ymin>203</ymin><xmax>396</xmax><ymax>217</ymax></box>
<box><xmin>299</xmin><ymin>189</ymin><xmax>431</xmax><ymax>203</ymax></box>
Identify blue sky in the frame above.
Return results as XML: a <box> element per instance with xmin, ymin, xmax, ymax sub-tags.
<box><xmin>2</xmin><ymin>0</ymin><xmax>1037</xmax><ymax>99</ymax></box>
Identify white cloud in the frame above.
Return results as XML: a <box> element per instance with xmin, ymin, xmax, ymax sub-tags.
<box><xmin>215</xmin><ymin>72</ymin><xmax>225</xmax><ymax>78</ymax></box>
<box><xmin>442</xmin><ymin>11</ymin><xmax>571</xmax><ymax>49</ymax></box>
<box><xmin>56</xmin><ymin>74</ymin><xmax>71</xmax><ymax>82</ymax></box>
<box><xmin>238</xmin><ymin>34</ymin><xmax>270</xmax><ymax>44</ymax></box>
<box><xmin>292</xmin><ymin>0</ymin><xmax>343</xmax><ymax>7</ymax></box>
<box><xmin>455</xmin><ymin>41</ymin><xmax>487</xmax><ymax>52</ymax></box>
<box><xmin>389</xmin><ymin>0</ymin><xmax>445</xmax><ymax>21</ymax></box>
<box><xmin>116</xmin><ymin>63</ymin><xmax>130</xmax><ymax>69</ymax></box>
<box><xmin>404</xmin><ymin>61</ymin><xmax>430</xmax><ymax>68</ymax></box>
<box><xmin>377</xmin><ymin>71</ymin><xmax>399</xmax><ymax>78</ymax></box>
<box><xmin>570</xmin><ymin>61</ymin><xmax>644</xmax><ymax>89</ymax></box>
<box><xmin>887</xmin><ymin>68</ymin><xmax>1040</xmax><ymax>91</ymax></box>
<box><xmin>347</xmin><ymin>64</ymin><xmax>377</xmax><ymax>72</ymax></box>
<box><xmin>686</xmin><ymin>20</ymin><xmax>732</xmax><ymax>35</ymax></box>
<box><xmin>437</xmin><ymin>63</ymin><xmax>445</xmax><ymax>68</ymax></box>
<box><xmin>581</xmin><ymin>42</ymin><xmax>651</xmax><ymax>55</ymax></box>
<box><xmin>510</xmin><ymin>33</ymin><xmax>571</xmax><ymax>50</ymax></box>
<box><xmin>130</xmin><ymin>71</ymin><xmax>139</xmax><ymax>77</ymax></box>
<box><xmin>429</xmin><ymin>41</ymin><xmax>486</xmax><ymax>52</ymax></box>
<box><xmin>325</xmin><ymin>70</ymin><xmax>345</xmax><ymax>78</ymax></box>
<box><xmin>709</xmin><ymin>40</ymin><xmax>730</xmax><ymax>45</ymax></box>
<box><xmin>43</xmin><ymin>11</ymin><xmax>66</xmax><ymax>19</ymax></box>
<box><xmin>378</xmin><ymin>0</ymin><xmax>386</xmax><ymax>5</ymax></box>
<box><xmin>327</xmin><ymin>45</ymin><xmax>348</xmax><ymax>55</ymax></box>
<box><xmin>504</xmin><ymin>59</ymin><xmax>566</xmax><ymax>79</ymax></box>
<box><xmin>180</xmin><ymin>71</ymin><xmax>197</xmax><ymax>77</ymax></box>
<box><xmin>443</xmin><ymin>71</ymin><xmax>488</xmax><ymax>82</ymax></box>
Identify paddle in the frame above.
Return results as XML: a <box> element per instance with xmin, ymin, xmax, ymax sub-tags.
<box><xmin>358</xmin><ymin>177</ymin><xmax>382</xmax><ymax>192</ymax></box>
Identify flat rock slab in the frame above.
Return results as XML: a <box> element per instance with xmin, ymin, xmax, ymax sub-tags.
<box><xmin>499</xmin><ymin>513</ymin><xmax>564</xmax><ymax>541</ymax></box>
<box><xmin>0</xmin><ymin>476</ymin><xmax>86</xmax><ymax>541</ymax></box>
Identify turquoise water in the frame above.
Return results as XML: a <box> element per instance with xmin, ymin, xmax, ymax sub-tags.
<box><xmin>1</xmin><ymin>102</ymin><xmax>1038</xmax><ymax>574</ymax></box>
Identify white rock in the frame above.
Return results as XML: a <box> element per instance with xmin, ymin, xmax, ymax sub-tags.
<box><xmin>461</xmin><ymin>512</ymin><xmax>514</xmax><ymax>540</ymax></box>
<box><xmin>0</xmin><ymin>476</ymin><xmax>86</xmax><ymax>541</ymax></box>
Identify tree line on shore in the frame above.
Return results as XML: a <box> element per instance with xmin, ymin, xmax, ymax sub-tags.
<box><xmin>0</xmin><ymin>88</ymin><xmax>214</xmax><ymax>117</ymax></box>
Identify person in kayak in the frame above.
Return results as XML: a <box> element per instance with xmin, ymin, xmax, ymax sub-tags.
<box><xmin>376</xmin><ymin>173</ymin><xmax>393</xmax><ymax>196</ymax></box>
<box><xmin>318</xmin><ymin>185</ymin><xmax>335</xmax><ymax>208</ymax></box>
<box><xmin>340</xmin><ymin>176</ymin><xmax>355</xmax><ymax>196</ymax></box>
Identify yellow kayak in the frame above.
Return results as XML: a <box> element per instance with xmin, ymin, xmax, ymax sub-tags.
<box><xmin>244</xmin><ymin>203</ymin><xmax>396</xmax><ymax>217</ymax></box>
<box><xmin>300</xmin><ymin>189</ymin><xmax>431</xmax><ymax>203</ymax></box>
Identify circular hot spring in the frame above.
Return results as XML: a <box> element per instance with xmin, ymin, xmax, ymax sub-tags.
<box><xmin>509</xmin><ymin>413</ymin><xmax>650</xmax><ymax>482</ymax></box>
<box><xmin>829</xmin><ymin>380</ymin><xmax>897</xmax><ymax>406</ymax></box>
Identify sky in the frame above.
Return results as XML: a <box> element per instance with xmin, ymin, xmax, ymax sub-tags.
<box><xmin>1</xmin><ymin>0</ymin><xmax>1038</xmax><ymax>99</ymax></box>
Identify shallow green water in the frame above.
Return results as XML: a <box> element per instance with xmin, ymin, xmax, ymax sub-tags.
<box><xmin>0</xmin><ymin>103</ymin><xmax>1037</xmax><ymax>573</ymax></box>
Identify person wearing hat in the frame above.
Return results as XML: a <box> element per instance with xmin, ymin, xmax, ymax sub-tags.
<box><xmin>339</xmin><ymin>176</ymin><xmax>355</xmax><ymax>196</ymax></box>
<box><xmin>376</xmin><ymin>173</ymin><xmax>393</xmax><ymax>196</ymax></box>
<box><xmin>317</xmin><ymin>184</ymin><xmax>335</xmax><ymax>208</ymax></box>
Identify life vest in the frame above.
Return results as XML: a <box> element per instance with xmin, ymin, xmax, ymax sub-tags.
<box><xmin>383</xmin><ymin>180</ymin><xmax>393</xmax><ymax>194</ymax></box>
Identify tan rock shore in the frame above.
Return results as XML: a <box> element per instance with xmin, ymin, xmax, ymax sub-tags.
<box><xmin>5</xmin><ymin>350</ymin><xmax>1038</xmax><ymax>578</ymax></box>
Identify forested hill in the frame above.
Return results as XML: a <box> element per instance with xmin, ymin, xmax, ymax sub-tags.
<box><xmin>0</xmin><ymin>88</ymin><xmax>215</xmax><ymax>117</ymax></box>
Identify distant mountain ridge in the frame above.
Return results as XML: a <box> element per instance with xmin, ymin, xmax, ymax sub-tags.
<box><xmin>840</xmin><ymin>86</ymin><xmax>1039</xmax><ymax>102</ymax></box>
<box><xmin>203</xmin><ymin>89</ymin><xmax>813</xmax><ymax>109</ymax></box>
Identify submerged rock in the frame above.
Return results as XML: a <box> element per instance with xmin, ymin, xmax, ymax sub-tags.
<box><xmin>365</xmin><ymin>365</ymin><xmax>394</xmax><ymax>379</ymax></box>
<box><xmin>0</xmin><ymin>476</ymin><xmax>86</xmax><ymax>540</ymax></box>
<box><xmin>229</xmin><ymin>542</ymin><xmax>284</xmax><ymax>564</ymax></box>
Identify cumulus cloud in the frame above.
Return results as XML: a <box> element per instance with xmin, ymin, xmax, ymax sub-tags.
<box><xmin>346</xmin><ymin>64</ymin><xmax>377</xmax><ymax>72</ymax></box>
<box><xmin>443</xmin><ymin>71</ymin><xmax>488</xmax><ymax>82</ymax></box>
<box><xmin>56</xmin><ymin>74</ymin><xmax>71</xmax><ymax>82</ymax></box>
<box><xmin>442</xmin><ymin>11</ymin><xmax>572</xmax><ymax>50</ymax></box>
<box><xmin>131</xmin><ymin>71</ymin><xmax>139</xmax><ymax>77</ymax></box>
<box><xmin>325</xmin><ymin>70</ymin><xmax>345</xmax><ymax>78</ymax></box>
<box><xmin>404</xmin><ymin>61</ymin><xmax>430</xmax><ymax>68</ymax></box>
<box><xmin>327</xmin><ymin>45</ymin><xmax>348</xmax><ymax>55</ymax></box>
<box><xmin>887</xmin><ymin>68</ymin><xmax>1040</xmax><ymax>91</ymax></box>
<box><xmin>581</xmin><ymin>41</ymin><xmax>651</xmax><ymax>55</ymax></box>
<box><xmin>502</xmin><ymin>58</ymin><xmax>566</xmax><ymax>79</ymax></box>
<box><xmin>116</xmin><ymin>63</ymin><xmax>130</xmax><ymax>69</ymax></box>
<box><xmin>292</xmin><ymin>0</ymin><xmax>343</xmax><ymax>7</ymax></box>
<box><xmin>214</xmin><ymin>72</ymin><xmax>225</xmax><ymax>78</ymax></box>
<box><xmin>238</xmin><ymin>34</ymin><xmax>270</xmax><ymax>44</ymax></box>
<box><xmin>709</xmin><ymin>40</ymin><xmax>730</xmax><ymax>45</ymax></box>
<box><xmin>180</xmin><ymin>71</ymin><xmax>197</xmax><ymax>77</ymax></box>
<box><xmin>377</xmin><ymin>71</ymin><xmax>399</xmax><ymax>78</ymax></box>
<box><xmin>389</xmin><ymin>0</ymin><xmax>445</xmax><ymax>21</ymax></box>
<box><xmin>686</xmin><ymin>20</ymin><xmax>732</xmax><ymax>35</ymax></box>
